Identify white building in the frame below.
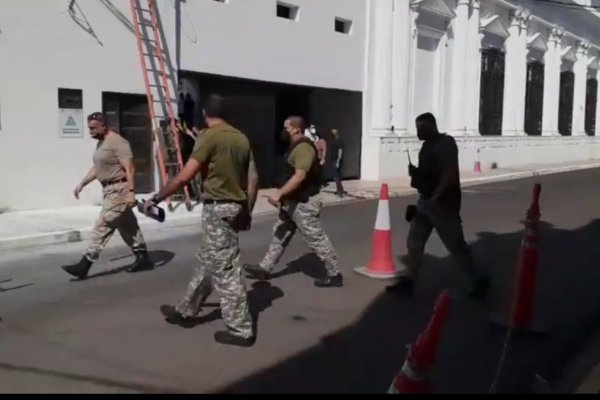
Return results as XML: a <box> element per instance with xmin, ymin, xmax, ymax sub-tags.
<box><xmin>0</xmin><ymin>0</ymin><xmax>599</xmax><ymax>211</ymax></box>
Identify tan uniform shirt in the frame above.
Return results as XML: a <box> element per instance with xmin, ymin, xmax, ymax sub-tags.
<box><xmin>93</xmin><ymin>133</ymin><xmax>133</xmax><ymax>183</ymax></box>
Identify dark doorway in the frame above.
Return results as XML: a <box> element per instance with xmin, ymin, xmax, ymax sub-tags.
<box><xmin>186</xmin><ymin>72</ymin><xmax>361</xmax><ymax>188</ymax></box>
<box><xmin>586</xmin><ymin>78</ymin><xmax>598</xmax><ymax>136</ymax></box>
<box><xmin>558</xmin><ymin>71</ymin><xmax>575</xmax><ymax>136</ymax></box>
<box><xmin>102</xmin><ymin>92</ymin><xmax>154</xmax><ymax>193</ymax></box>
<box><xmin>524</xmin><ymin>61</ymin><xmax>545</xmax><ymax>136</ymax></box>
<box><xmin>479</xmin><ymin>48</ymin><xmax>505</xmax><ymax>136</ymax></box>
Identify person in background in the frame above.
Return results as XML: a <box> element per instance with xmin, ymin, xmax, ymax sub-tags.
<box><xmin>330</xmin><ymin>129</ymin><xmax>346</xmax><ymax>198</ymax></box>
<box><xmin>184</xmin><ymin>93</ymin><xmax>195</xmax><ymax>130</ymax></box>
<box><xmin>178</xmin><ymin>93</ymin><xmax>185</xmax><ymax>123</ymax></box>
<box><xmin>304</xmin><ymin>124</ymin><xmax>317</xmax><ymax>142</ymax></box>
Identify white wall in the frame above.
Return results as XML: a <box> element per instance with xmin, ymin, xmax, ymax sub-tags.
<box><xmin>0</xmin><ymin>0</ymin><xmax>367</xmax><ymax>211</ymax></box>
<box><xmin>179</xmin><ymin>0</ymin><xmax>366</xmax><ymax>91</ymax></box>
<box><xmin>0</xmin><ymin>0</ymin><xmax>148</xmax><ymax>211</ymax></box>
<box><xmin>378</xmin><ymin>136</ymin><xmax>600</xmax><ymax>181</ymax></box>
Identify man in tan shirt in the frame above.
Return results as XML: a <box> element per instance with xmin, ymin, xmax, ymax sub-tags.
<box><xmin>62</xmin><ymin>112</ymin><xmax>150</xmax><ymax>280</ymax></box>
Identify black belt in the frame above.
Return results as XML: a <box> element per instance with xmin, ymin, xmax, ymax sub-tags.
<box><xmin>101</xmin><ymin>178</ymin><xmax>127</xmax><ymax>188</ymax></box>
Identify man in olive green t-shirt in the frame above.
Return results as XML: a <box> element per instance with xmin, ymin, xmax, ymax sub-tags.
<box><xmin>144</xmin><ymin>95</ymin><xmax>259</xmax><ymax>348</ymax></box>
<box><xmin>245</xmin><ymin>116</ymin><xmax>343</xmax><ymax>288</ymax></box>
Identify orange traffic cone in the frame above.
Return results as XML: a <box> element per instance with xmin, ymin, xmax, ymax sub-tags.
<box><xmin>491</xmin><ymin>183</ymin><xmax>545</xmax><ymax>335</ymax></box>
<box><xmin>388</xmin><ymin>291</ymin><xmax>451</xmax><ymax>394</ymax></box>
<box><xmin>355</xmin><ymin>184</ymin><xmax>404</xmax><ymax>279</ymax></box>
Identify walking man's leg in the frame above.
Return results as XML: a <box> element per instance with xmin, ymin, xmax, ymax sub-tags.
<box><xmin>431</xmin><ymin>208</ymin><xmax>490</xmax><ymax>298</ymax></box>
<box><xmin>386</xmin><ymin>211</ymin><xmax>433</xmax><ymax>295</ymax></box>
<box><xmin>334</xmin><ymin>167</ymin><xmax>345</xmax><ymax>197</ymax></box>
<box><xmin>117</xmin><ymin>207</ymin><xmax>151</xmax><ymax>273</ymax></box>
<box><xmin>293</xmin><ymin>198</ymin><xmax>343</xmax><ymax>287</ymax></box>
<box><xmin>162</xmin><ymin>207</ymin><xmax>215</xmax><ymax>321</ymax></box>
<box><xmin>245</xmin><ymin>212</ymin><xmax>296</xmax><ymax>280</ymax></box>
<box><xmin>208</xmin><ymin>204</ymin><xmax>254</xmax><ymax>346</ymax></box>
<box><xmin>62</xmin><ymin>200</ymin><xmax>120</xmax><ymax>279</ymax></box>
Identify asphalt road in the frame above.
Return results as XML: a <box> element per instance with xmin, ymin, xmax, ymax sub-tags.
<box><xmin>2</xmin><ymin>169</ymin><xmax>600</xmax><ymax>393</ymax></box>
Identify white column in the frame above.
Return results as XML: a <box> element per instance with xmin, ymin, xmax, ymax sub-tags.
<box><xmin>368</xmin><ymin>0</ymin><xmax>393</xmax><ymax>134</ymax></box>
<box><xmin>362</xmin><ymin>0</ymin><xmax>394</xmax><ymax>180</ymax></box>
<box><xmin>596</xmin><ymin>68</ymin><xmax>600</xmax><ymax>136</ymax></box>
<box><xmin>390</xmin><ymin>0</ymin><xmax>412</xmax><ymax>136</ymax></box>
<box><xmin>542</xmin><ymin>26</ymin><xmax>565</xmax><ymax>136</ymax></box>
<box><xmin>572</xmin><ymin>40</ymin><xmax>591</xmax><ymax>136</ymax></box>
<box><xmin>406</xmin><ymin>4</ymin><xmax>420</xmax><ymax>135</ymax></box>
<box><xmin>446</xmin><ymin>0</ymin><xmax>470</xmax><ymax>136</ymax></box>
<box><xmin>466</xmin><ymin>0</ymin><xmax>483</xmax><ymax>135</ymax></box>
<box><xmin>502</xmin><ymin>7</ymin><xmax>530</xmax><ymax>136</ymax></box>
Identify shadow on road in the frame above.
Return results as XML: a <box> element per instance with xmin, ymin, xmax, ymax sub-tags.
<box><xmin>216</xmin><ymin>219</ymin><xmax>600</xmax><ymax>394</ymax></box>
<box><xmin>0</xmin><ymin>282</ymin><xmax>34</xmax><ymax>293</ymax></box>
<box><xmin>0</xmin><ymin>361</ymin><xmax>183</xmax><ymax>393</ymax></box>
<box><xmin>267</xmin><ymin>253</ymin><xmax>328</xmax><ymax>281</ymax></box>
<box><xmin>83</xmin><ymin>250</ymin><xmax>176</xmax><ymax>280</ymax></box>
<box><xmin>160</xmin><ymin>281</ymin><xmax>284</xmax><ymax>334</ymax></box>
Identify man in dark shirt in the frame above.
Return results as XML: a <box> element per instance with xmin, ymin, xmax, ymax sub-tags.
<box><xmin>386</xmin><ymin>113</ymin><xmax>489</xmax><ymax>299</ymax></box>
<box><xmin>330</xmin><ymin>129</ymin><xmax>346</xmax><ymax>198</ymax></box>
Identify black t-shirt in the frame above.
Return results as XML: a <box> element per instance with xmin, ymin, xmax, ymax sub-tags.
<box><xmin>417</xmin><ymin>134</ymin><xmax>461</xmax><ymax>209</ymax></box>
<box><xmin>330</xmin><ymin>138</ymin><xmax>343</xmax><ymax>165</ymax></box>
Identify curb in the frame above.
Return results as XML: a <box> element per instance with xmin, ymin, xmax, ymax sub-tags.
<box><xmin>1</xmin><ymin>163</ymin><xmax>599</xmax><ymax>252</ymax></box>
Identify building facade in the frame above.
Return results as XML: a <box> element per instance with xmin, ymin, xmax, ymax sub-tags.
<box><xmin>364</xmin><ymin>0</ymin><xmax>600</xmax><ymax>180</ymax></box>
<box><xmin>0</xmin><ymin>0</ymin><xmax>599</xmax><ymax>210</ymax></box>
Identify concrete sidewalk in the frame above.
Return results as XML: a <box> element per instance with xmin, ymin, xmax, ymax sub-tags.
<box><xmin>1</xmin><ymin>159</ymin><xmax>599</xmax><ymax>252</ymax></box>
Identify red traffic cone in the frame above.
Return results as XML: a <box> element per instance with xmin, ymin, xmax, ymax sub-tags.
<box><xmin>388</xmin><ymin>291</ymin><xmax>451</xmax><ymax>394</ymax></box>
<box><xmin>491</xmin><ymin>183</ymin><xmax>545</xmax><ymax>335</ymax></box>
<box><xmin>355</xmin><ymin>184</ymin><xmax>404</xmax><ymax>279</ymax></box>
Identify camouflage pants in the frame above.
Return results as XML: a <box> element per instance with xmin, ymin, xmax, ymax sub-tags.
<box><xmin>259</xmin><ymin>196</ymin><xmax>340</xmax><ymax>276</ymax></box>
<box><xmin>175</xmin><ymin>203</ymin><xmax>253</xmax><ymax>339</ymax></box>
<box><xmin>407</xmin><ymin>197</ymin><xmax>480</xmax><ymax>283</ymax></box>
<box><xmin>85</xmin><ymin>183</ymin><xmax>146</xmax><ymax>262</ymax></box>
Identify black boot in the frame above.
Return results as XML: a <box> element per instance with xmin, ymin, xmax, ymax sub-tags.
<box><xmin>314</xmin><ymin>273</ymin><xmax>344</xmax><ymax>288</ymax></box>
<box><xmin>128</xmin><ymin>252</ymin><xmax>153</xmax><ymax>273</ymax></box>
<box><xmin>214</xmin><ymin>331</ymin><xmax>256</xmax><ymax>347</ymax></box>
<box><xmin>61</xmin><ymin>257</ymin><xmax>93</xmax><ymax>280</ymax></box>
<box><xmin>244</xmin><ymin>264</ymin><xmax>271</xmax><ymax>281</ymax></box>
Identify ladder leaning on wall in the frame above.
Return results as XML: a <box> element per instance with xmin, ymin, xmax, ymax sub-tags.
<box><xmin>129</xmin><ymin>0</ymin><xmax>193</xmax><ymax>212</ymax></box>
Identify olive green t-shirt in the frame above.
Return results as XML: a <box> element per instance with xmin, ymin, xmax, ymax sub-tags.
<box><xmin>288</xmin><ymin>142</ymin><xmax>316</xmax><ymax>172</ymax></box>
<box><xmin>93</xmin><ymin>133</ymin><xmax>133</xmax><ymax>183</ymax></box>
<box><xmin>191</xmin><ymin>123</ymin><xmax>251</xmax><ymax>202</ymax></box>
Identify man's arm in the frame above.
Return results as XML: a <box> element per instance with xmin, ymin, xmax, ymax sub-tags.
<box><xmin>279</xmin><ymin>169</ymin><xmax>307</xmax><ymax>198</ymax></box>
<box><xmin>74</xmin><ymin>167</ymin><xmax>97</xmax><ymax>199</ymax></box>
<box><xmin>247</xmin><ymin>151</ymin><xmax>259</xmax><ymax>213</ymax></box>
<box><xmin>79</xmin><ymin>167</ymin><xmax>97</xmax><ymax>188</ymax></box>
<box><xmin>118</xmin><ymin>159</ymin><xmax>136</xmax><ymax>193</ymax></box>
<box><xmin>154</xmin><ymin>159</ymin><xmax>202</xmax><ymax>203</ymax></box>
<box><xmin>431</xmin><ymin>169</ymin><xmax>458</xmax><ymax>200</ymax></box>
<box><xmin>431</xmin><ymin>141</ymin><xmax>459</xmax><ymax>201</ymax></box>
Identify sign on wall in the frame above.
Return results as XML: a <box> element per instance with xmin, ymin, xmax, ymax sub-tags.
<box><xmin>59</xmin><ymin>108</ymin><xmax>84</xmax><ymax>138</ymax></box>
<box><xmin>58</xmin><ymin>88</ymin><xmax>84</xmax><ymax>138</ymax></box>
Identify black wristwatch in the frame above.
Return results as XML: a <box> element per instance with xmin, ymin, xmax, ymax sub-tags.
<box><xmin>151</xmin><ymin>195</ymin><xmax>160</xmax><ymax>205</ymax></box>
